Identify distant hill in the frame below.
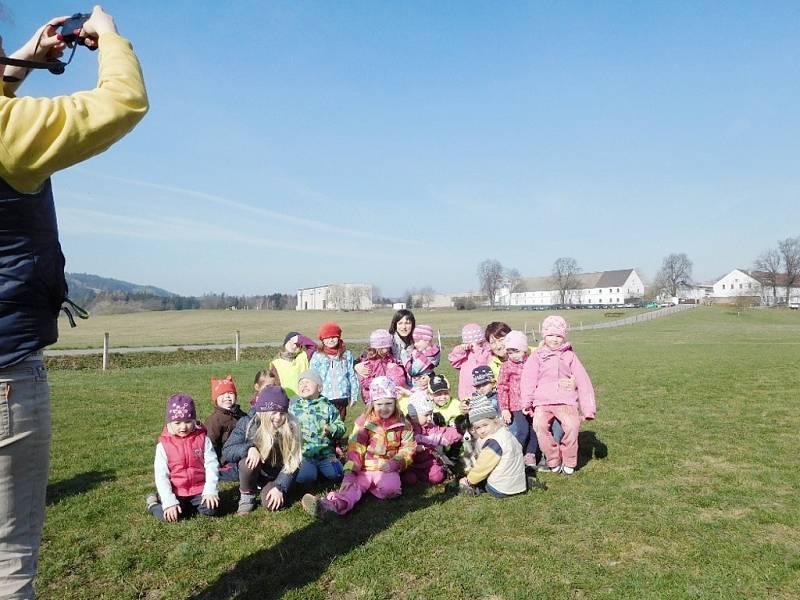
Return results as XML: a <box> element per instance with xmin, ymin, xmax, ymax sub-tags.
<box><xmin>66</xmin><ymin>273</ymin><xmax>176</xmax><ymax>298</ymax></box>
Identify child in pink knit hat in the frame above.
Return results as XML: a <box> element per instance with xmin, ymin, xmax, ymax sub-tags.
<box><xmin>405</xmin><ymin>323</ymin><xmax>441</xmax><ymax>386</ymax></box>
<box><xmin>497</xmin><ymin>331</ymin><xmax>538</xmax><ymax>468</ymax></box>
<box><xmin>520</xmin><ymin>316</ymin><xmax>596</xmax><ymax>475</ymax></box>
<box><xmin>356</xmin><ymin>329</ymin><xmax>408</xmax><ymax>404</ymax></box>
<box><xmin>448</xmin><ymin>323</ymin><xmax>493</xmax><ymax>401</ymax></box>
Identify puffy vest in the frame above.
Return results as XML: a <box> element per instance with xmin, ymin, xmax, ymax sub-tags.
<box><xmin>160</xmin><ymin>425</ymin><xmax>207</xmax><ymax>497</ymax></box>
<box><xmin>271</xmin><ymin>352</ymin><xmax>309</xmax><ymax>398</ymax></box>
<box><xmin>0</xmin><ymin>177</ymin><xmax>67</xmax><ymax>368</ymax></box>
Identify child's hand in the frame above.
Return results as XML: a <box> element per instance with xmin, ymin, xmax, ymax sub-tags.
<box><xmin>558</xmin><ymin>376</ymin><xmax>577</xmax><ymax>392</ymax></box>
<box><xmin>461</xmin><ymin>343</ymin><xmax>470</xmax><ymax>352</ymax></box>
<box><xmin>396</xmin><ymin>387</ymin><xmax>411</xmax><ymax>397</ymax></box>
<box><xmin>163</xmin><ymin>504</ymin><xmax>181</xmax><ymax>523</ymax></box>
<box><xmin>245</xmin><ymin>447</ymin><xmax>261</xmax><ymax>470</ymax></box>
<box><xmin>501</xmin><ymin>409</ymin><xmax>513</xmax><ymax>425</ymax></box>
<box><xmin>202</xmin><ymin>494</ymin><xmax>219</xmax><ymax>510</ymax></box>
<box><xmin>458</xmin><ymin>476</ymin><xmax>469</xmax><ymax>487</ymax></box>
<box><xmin>354</xmin><ymin>363</ymin><xmax>370</xmax><ymax>377</ymax></box>
<box><xmin>263</xmin><ymin>487</ymin><xmax>284</xmax><ymax>511</ymax></box>
<box><xmin>459</xmin><ymin>399</ymin><xmax>470</xmax><ymax>415</ymax></box>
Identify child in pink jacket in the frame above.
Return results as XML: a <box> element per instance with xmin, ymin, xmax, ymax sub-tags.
<box><xmin>357</xmin><ymin>329</ymin><xmax>408</xmax><ymax>404</ymax></box>
<box><xmin>402</xmin><ymin>391</ymin><xmax>462</xmax><ymax>486</ymax></box>
<box><xmin>497</xmin><ymin>330</ymin><xmax>538</xmax><ymax>468</ymax></box>
<box><xmin>521</xmin><ymin>316</ymin><xmax>596</xmax><ymax>475</ymax></box>
<box><xmin>448</xmin><ymin>323</ymin><xmax>493</xmax><ymax>400</ymax></box>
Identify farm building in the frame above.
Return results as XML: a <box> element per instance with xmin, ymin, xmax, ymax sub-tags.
<box><xmin>497</xmin><ymin>268</ymin><xmax>645</xmax><ymax>307</ymax></box>
<box><xmin>296</xmin><ymin>283</ymin><xmax>373</xmax><ymax>311</ymax></box>
<box><xmin>712</xmin><ymin>269</ymin><xmax>800</xmax><ymax>305</ymax></box>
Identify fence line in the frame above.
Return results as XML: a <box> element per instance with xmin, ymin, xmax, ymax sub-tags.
<box><xmin>570</xmin><ymin>303</ymin><xmax>698</xmax><ymax>332</ymax></box>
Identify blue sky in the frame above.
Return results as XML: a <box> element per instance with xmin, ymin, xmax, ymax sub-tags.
<box><xmin>5</xmin><ymin>1</ymin><xmax>800</xmax><ymax>296</ymax></box>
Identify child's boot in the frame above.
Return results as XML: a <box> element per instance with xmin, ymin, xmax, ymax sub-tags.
<box><xmin>301</xmin><ymin>493</ymin><xmax>338</xmax><ymax>519</ymax></box>
<box><xmin>237</xmin><ymin>491</ymin><xmax>256</xmax><ymax>515</ymax></box>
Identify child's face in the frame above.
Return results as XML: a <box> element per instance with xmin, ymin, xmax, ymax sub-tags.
<box><xmin>270</xmin><ymin>411</ymin><xmax>287</xmax><ymax>429</ymax></box>
<box><xmin>413</xmin><ymin>373</ymin><xmax>431</xmax><ymax>389</ymax></box>
<box><xmin>414</xmin><ymin>338</ymin><xmax>430</xmax><ymax>351</ymax></box>
<box><xmin>170</xmin><ymin>419</ymin><xmax>196</xmax><ymax>437</ymax></box>
<box><xmin>254</xmin><ymin>376</ymin><xmax>272</xmax><ymax>393</ymax></box>
<box><xmin>544</xmin><ymin>334</ymin><xmax>564</xmax><ymax>350</ymax></box>
<box><xmin>215</xmin><ymin>392</ymin><xmax>236</xmax><ymax>410</ymax></box>
<box><xmin>373</xmin><ymin>397</ymin><xmax>396</xmax><ymax>419</ymax></box>
<box><xmin>473</xmin><ymin>417</ymin><xmax>500</xmax><ymax>439</ymax></box>
<box><xmin>489</xmin><ymin>334</ymin><xmax>507</xmax><ymax>358</ymax></box>
<box><xmin>475</xmin><ymin>381</ymin><xmax>496</xmax><ymax>396</ymax></box>
<box><xmin>506</xmin><ymin>348</ymin><xmax>526</xmax><ymax>363</ymax></box>
<box><xmin>322</xmin><ymin>336</ymin><xmax>340</xmax><ymax>349</ymax></box>
<box><xmin>297</xmin><ymin>378</ymin><xmax>321</xmax><ymax>399</ymax></box>
<box><xmin>396</xmin><ymin>316</ymin><xmax>413</xmax><ymax>337</ymax></box>
<box><xmin>284</xmin><ymin>336</ymin><xmax>300</xmax><ymax>355</ymax></box>
<box><xmin>432</xmin><ymin>391</ymin><xmax>450</xmax><ymax>407</ymax></box>
<box><xmin>411</xmin><ymin>410</ymin><xmax>433</xmax><ymax>427</ymax></box>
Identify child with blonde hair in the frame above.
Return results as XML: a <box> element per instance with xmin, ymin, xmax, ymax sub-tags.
<box><xmin>448</xmin><ymin>323</ymin><xmax>493</xmax><ymax>400</ymax></box>
<box><xmin>222</xmin><ymin>386</ymin><xmax>303</xmax><ymax>514</ymax></box>
<box><xmin>301</xmin><ymin>377</ymin><xmax>415</xmax><ymax>518</ymax></box>
<box><xmin>146</xmin><ymin>394</ymin><xmax>219</xmax><ymax>522</ymax></box>
<box><xmin>522</xmin><ymin>316</ymin><xmax>596</xmax><ymax>475</ymax></box>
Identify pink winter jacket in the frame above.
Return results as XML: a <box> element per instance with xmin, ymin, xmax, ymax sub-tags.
<box><xmin>411</xmin><ymin>421</ymin><xmax>462</xmax><ymax>467</ymax></box>
<box><xmin>357</xmin><ymin>354</ymin><xmax>407</xmax><ymax>404</ymax></box>
<box><xmin>447</xmin><ymin>342</ymin><xmax>493</xmax><ymax>400</ymax></box>
<box><xmin>497</xmin><ymin>356</ymin><xmax>527</xmax><ymax>412</ymax></box>
<box><xmin>520</xmin><ymin>342</ymin><xmax>596</xmax><ymax>419</ymax></box>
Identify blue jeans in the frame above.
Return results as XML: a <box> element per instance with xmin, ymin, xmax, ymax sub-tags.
<box><xmin>0</xmin><ymin>354</ymin><xmax>50</xmax><ymax>599</ymax></box>
<box><xmin>149</xmin><ymin>493</ymin><xmax>217</xmax><ymax>522</ymax></box>
<box><xmin>296</xmin><ymin>457</ymin><xmax>343</xmax><ymax>485</ymax></box>
<box><xmin>508</xmin><ymin>411</ymin><xmax>564</xmax><ymax>457</ymax></box>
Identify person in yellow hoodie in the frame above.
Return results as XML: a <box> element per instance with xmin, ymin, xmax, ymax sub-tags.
<box><xmin>0</xmin><ymin>7</ymin><xmax>147</xmax><ymax>597</ymax></box>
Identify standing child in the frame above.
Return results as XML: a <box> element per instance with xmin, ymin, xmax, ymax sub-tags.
<box><xmin>469</xmin><ymin>365</ymin><xmax>500</xmax><ymax>413</ymax></box>
<box><xmin>222</xmin><ymin>386</ymin><xmax>303</xmax><ymax>514</ymax></box>
<box><xmin>205</xmin><ymin>376</ymin><xmax>246</xmax><ymax>481</ymax></box>
<box><xmin>301</xmin><ymin>377</ymin><xmax>415</xmax><ymax>518</ymax></box>
<box><xmin>309</xmin><ymin>321</ymin><xmax>360</xmax><ymax>420</ymax></box>
<box><xmin>521</xmin><ymin>316</ymin><xmax>596</xmax><ymax>475</ymax></box>
<box><xmin>404</xmin><ymin>324</ymin><xmax>440</xmax><ymax>380</ymax></box>
<box><xmin>497</xmin><ymin>331</ymin><xmax>538</xmax><ymax>469</ymax></box>
<box><xmin>429</xmin><ymin>374</ymin><xmax>461</xmax><ymax>426</ymax></box>
<box><xmin>146</xmin><ymin>395</ymin><xmax>219</xmax><ymax>522</ymax></box>
<box><xmin>357</xmin><ymin>329</ymin><xmax>408</xmax><ymax>404</ymax></box>
<box><xmin>269</xmin><ymin>332</ymin><xmax>314</xmax><ymax>398</ymax></box>
<box><xmin>249</xmin><ymin>368</ymin><xmax>275</xmax><ymax>407</ymax></box>
<box><xmin>448</xmin><ymin>323</ymin><xmax>493</xmax><ymax>401</ymax></box>
<box><xmin>458</xmin><ymin>395</ymin><xmax>527</xmax><ymax>498</ymax></box>
<box><xmin>403</xmin><ymin>391</ymin><xmax>462</xmax><ymax>486</ymax></box>
<box><xmin>290</xmin><ymin>369</ymin><xmax>346</xmax><ymax>485</ymax></box>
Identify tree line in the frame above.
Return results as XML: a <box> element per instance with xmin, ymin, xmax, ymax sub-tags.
<box><xmin>71</xmin><ymin>290</ymin><xmax>297</xmax><ymax>315</ymax></box>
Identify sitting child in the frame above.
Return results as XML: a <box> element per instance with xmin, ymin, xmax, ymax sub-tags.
<box><xmin>403</xmin><ymin>391</ymin><xmax>462</xmax><ymax>486</ymax></box>
<box><xmin>429</xmin><ymin>373</ymin><xmax>461</xmax><ymax>426</ymax></box>
<box><xmin>522</xmin><ymin>316</ymin><xmax>596</xmax><ymax>475</ymax></box>
<box><xmin>301</xmin><ymin>376</ymin><xmax>415</xmax><ymax>518</ymax></box>
<box><xmin>458</xmin><ymin>395</ymin><xmax>527</xmax><ymax>498</ymax></box>
<box><xmin>357</xmin><ymin>329</ymin><xmax>408</xmax><ymax>405</ymax></box>
<box><xmin>146</xmin><ymin>394</ymin><xmax>219</xmax><ymax>522</ymax></box>
<box><xmin>205</xmin><ymin>375</ymin><xmax>246</xmax><ymax>481</ymax></box>
<box><xmin>222</xmin><ymin>385</ymin><xmax>303</xmax><ymax>514</ymax></box>
<box><xmin>289</xmin><ymin>369</ymin><xmax>346</xmax><ymax>485</ymax></box>
<box><xmin>404</xmin><ymin>324</ymin><xmax>440</xmax><ymax>380</ymax></box>
<box><xmin>448</xmin><ymin>323</ymin><xmax>493</xmax><ymax>401</ymax></box>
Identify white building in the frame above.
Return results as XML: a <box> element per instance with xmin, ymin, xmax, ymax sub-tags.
<box><xmin>498</xmin><ymin>269</ymin><xmax>645</xmax><ymax>307</ymax></box>
<box><xmin>711</xmin><ymin>269</ymin><xmax>800</xmax><ymax>305</ymax></box>
<box><xmin>296</xmin><ymin>283</ymin><xmax>373</xmax><ymax>311</ymax></box>
<box><xmin>410</xmin><ymin>291</ymin><xmax>488</xmax><ymax>309</ymax></box>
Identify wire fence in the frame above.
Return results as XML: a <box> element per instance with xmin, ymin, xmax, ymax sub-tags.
<box><xmin>570</xmin><ymin>303</ymin><xmax>699</xmax><ymax>332</ymax></box>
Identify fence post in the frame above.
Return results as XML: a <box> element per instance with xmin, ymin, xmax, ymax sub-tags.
<box><xmin>102</xmin><ymin>332</ymin><xmax>109</xmax><ymax>371</ymax></box>
<box><xmin>437</xmin><ymin>329</ymin><xmax>442</xmax><ymax>349</ymax></box>
<box><xmin>235</xmin><ymin>330</ymin><xmax>241</xmax><ymax>362</ymax></box>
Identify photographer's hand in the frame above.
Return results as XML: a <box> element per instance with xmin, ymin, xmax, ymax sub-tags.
<box><xmin>81</xmin><ymin>6</ymin><xmax>119</xmax><ymax>49</ymax></box>
<box><xmin>2</xmin><ymin>16</ymin><xmax>68</xmax><ymax>93</ymax></box>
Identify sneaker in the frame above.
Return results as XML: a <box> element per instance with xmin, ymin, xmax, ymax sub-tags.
<box><xmin>550</xmin><ymin>465</ymin><xmax>562</xmax><ymax>474</ymax></box>
<box><xmin>237</xmin><ymin>492</ymin><xmax>256</xmax><ymax>515</ymax></box>
<box><xmin>536</xmin><ymin>464</ymin><xmax>552</xmax><ymax>473</ymax></box>
<box><xmin>144</xmin><ymin>493</ymin><xmax>159</xmax><ymax>510</ymax></box>
<box><xmin>301</xmin><ymin>493</ymin><xmax>338</xmax><ymax>519</ymax></box>
<box><xmin>561</xmin><ymin>466</ymin><xmax>575</xmax><ymax>475</ymax></box>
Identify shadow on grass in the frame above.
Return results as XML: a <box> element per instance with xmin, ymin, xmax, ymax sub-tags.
<box><xmin>189</xmin><ymin>486</ymin><xmax>455</xmax><ymax>599</ymax></box>
<box><xmin>46</xmin><ymin>469</ymin><xmax>115</xmax><ymax>506</ymax></box>
<box><xmin>577</xmin><ymin>430</ymin><xmax>608</xmax><ymax>470</ymax></box>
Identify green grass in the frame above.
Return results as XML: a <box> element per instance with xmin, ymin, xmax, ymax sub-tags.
<box><xmin>39</xmin><ymin>307</ymin><xmax>800</xmax><ymax>598</ymax></box>
<box><xmin>52</xmin><ymin>307</ymin><xmax>655</xmax><ymax>349</ymax></box>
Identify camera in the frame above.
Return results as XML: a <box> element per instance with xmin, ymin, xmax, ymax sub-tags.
<box><xmin>58</xmin><ymin>13</ymin><xmax>93</xmax><ymax>48</ymax></box>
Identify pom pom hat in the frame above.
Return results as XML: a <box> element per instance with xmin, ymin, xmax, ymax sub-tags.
<box><xmin>211</xmin><ymin>375</ymin><xmax>237</xmax><ymax>404</ymax></box>
<box><xmin>541</xmin><ymin>316</ymin><xmax>568</xmax><ymax>339</ymax></box>
<box><xmin>318</xmin><ymin>322</ymin><xmax>342</xmax><ymax>340</ymax></box>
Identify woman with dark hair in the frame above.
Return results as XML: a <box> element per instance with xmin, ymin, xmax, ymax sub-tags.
<box><xmin>485</xmin><ymin>321</ymin><xmax>512</xmax><ymax>379</ymax></box>
<box><xmin>354</xmin><ymin>309</ymin><xmax>416</xmax><ymax>383</ymax></box>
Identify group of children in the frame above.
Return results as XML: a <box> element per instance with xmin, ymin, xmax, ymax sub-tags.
<box><xmin>146</xmin><ymin>315</ymin><xmax>596</xmax><ymax>522</ymax></box>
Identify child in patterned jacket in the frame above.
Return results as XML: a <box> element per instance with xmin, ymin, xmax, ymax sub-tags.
<box><xmin>448</xmin><ymin>323</ymin><xmax>493</xmax><ymax>401</ymax></box>
<box><xmin>309</xmin><ymin>321</ymin><xmax>360</xmax><ymax>420</ymax></box>
<box><xmin>356</xmin><ymin>329</ymin><xmax>408</xmax><ymax>405</ymax></box>
<box><xmin>404</xmin><ymin>324</ymin><xmax>441</xmax><ymax>380</ymax></box>
<box><xmin>301</xmin><ymin>376</ymin><xmax>415</xmax><ymax>518</ymax></box>
<box><xmin>290</xmin><ymin>369</ymin><xmax>346</xmax><ymax>485</ymax></box>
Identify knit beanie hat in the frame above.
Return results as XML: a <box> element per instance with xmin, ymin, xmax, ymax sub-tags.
<box><xmin>541</xmin><ymin>316</ymin><xmax>568</xmax><ymax>339</ymax></box>
<box><xmin>369</xmin><ymin>376</ymin><xmax>397</xmax><ymax>401</ymax></box>
<box><xmin>468</xmin><ymin>394</ymin><xmax>498</xmax><ymax>423</ymax></box>
<box><xmin>318</xmin><ymin>321</ymin><xmax>342</xmax><ymax>340</ymax></box>
<box><xmin>461</xmin><ymin>323</ymin><xmax>484</xmax><ymax>344</ymax></box>
<box><xmin>298</xmin><ymin>368</ymin><xmax>323</xmax><ymax>388</ymax></box>
<box><xmin>471</xmin><ymin>365</ymin><xmax>495</xmax><ymax>387</ymax></box>
<box><xmin>283</xmin><ymin>331</ymin><xmax>301</xmax><ymax>346</ymax></box>
<box><xmin>166</xmin><ymin>394</ymin><xmax>196</xmax><ymax>423</ymax></box>
<box><xmin>211</xmin><ymin>375</ymin><xmax>237</xmax><ymax>404</ymax></box>
<box><xmin>503</xmin><ymin>330</ymin><xmax>528</xmax><ymax>352</ymax></box>
<box><xmin>406</xmin><ymin>390</ymin><xmax>434</xmax><ymax>417</ymax></box>
<box><xmin>253</xmin><ymin>385</ymin><xmax>290</xmax><ymax>413</ymax></box>
<box><xmin>413</xmin><ymin>324</ymin><xmax>434</xmax><ymax>342</ymax></box>
<box><xmin>429</xmin><ymin>373</ymin><xmax>451</xmax><ymax>394</ymax></box>
<box><xmin>369</xmin><ymin>329</ymin><xmax>393</xmax><ymax>349</ymax></box>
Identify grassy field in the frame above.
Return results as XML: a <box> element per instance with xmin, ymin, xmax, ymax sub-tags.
<box><xmin>52</xmin><ymin>307</ymin><xmax>655</xmax><ymax>349</ymax></box>
<box><xmin>39</xmin><ymin>307</ymin><xmax>800</xmax><ymax>599</ymax></box>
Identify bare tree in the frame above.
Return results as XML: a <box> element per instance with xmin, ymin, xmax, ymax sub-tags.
<box><xmin>655</xmin><ymin>253</ymin><xmax>693</xmax><ymax>297</ymax></box>
<box><xmin>550</xmin><ymin>257</ymin><xmax>581</xmax><ymax>306</ymax></box>
<box><xmin>504</xmin><ymin>268</ymin><xmax>525</xmax><ymax>293</ymax></box>
<box><xmin>418</xmin><ymin>285</ymin><xmax>435</xmax><ymax>309</ymax></box>
<box><xmin>326</xmin><ymin>285</ymin><xmax>346</xmax><ymax>310</ymax></box>
<box><xmin>754</xmin><ymin>248</ymin><xmax>781</xmax><ymax>305</ymax></box>
<box><xmin>778</xmin><ymin>236</ymin><xmax>800</xmax><ymax>304</ymax></box>
<box><xmin>477</xmin><ymin>259</ymin><xmax>504</xmax><ymax>308</ymax></box>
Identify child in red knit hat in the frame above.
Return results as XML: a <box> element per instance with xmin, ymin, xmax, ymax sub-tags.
<box><xmin>204</xmin><ymin>375</ymin><xmax>246</xmax><ymax>481</ymax></box>
<box><xmin>309</xmin><ymin>321</ymin><xmax>360</xmax><ymax>420</ymax></box>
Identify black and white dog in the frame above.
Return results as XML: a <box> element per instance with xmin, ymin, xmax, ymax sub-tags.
<box><xmin>453</xmin><ymin>415</ymin><xmax>480</xmax><ymax>473</ymax></box>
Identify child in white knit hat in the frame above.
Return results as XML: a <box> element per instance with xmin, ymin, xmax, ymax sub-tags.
<box><xmin>402</xmin><ymin>390</ymin><xmax>461</xmax><ymax>486</ymax></box>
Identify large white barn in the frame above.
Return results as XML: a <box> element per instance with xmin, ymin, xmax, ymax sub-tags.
<box><xmin>296</xmin><ymin>283</ymin><xmax>373</xmax><ymax>311</ymax></box>
<box><xmin>497</xmin><ymin>269</ymin><xmax>645</xmax><ymax>307</ymax></box>
<box><xmin>712</xmin><ymin>269</ymin><xmax>800</xmax><ymax>305</ymax></box>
